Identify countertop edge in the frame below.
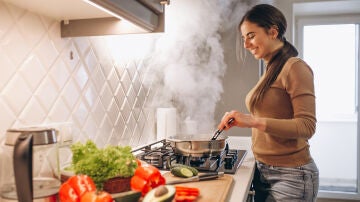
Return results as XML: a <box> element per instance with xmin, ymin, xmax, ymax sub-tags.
<box><xmin>227</xmin><ymin>136</ymin><xmax>255</xmax><ymax>202</ymax></box>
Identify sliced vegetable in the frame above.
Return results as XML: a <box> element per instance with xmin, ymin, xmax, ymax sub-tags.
<box><xmin>175</xmin><ymin>195</ymin><xmax>198</xmax><ymax>202</ymax></box>
<box><xmin>171</xmin><ymin>167</ymin><xmax>193</xmax><ymax>178</ymax></box>
<box><xmin>130</xmin><ymin>163</ymin><xmax>166</xmax><ymax>196</ymax></box>
<box><xmin>59</xmin><ymin>175</ymin><xmax>97</xmax><ymax>202</ymax></box>
<box><xmin>175</xmin><ymin>186</ymin><xmax>200</xmax><ymax>196</ymax></box>
<box><xmin>174</xmin><ymin>186</ymin><xmax>200</xmax><ymax>202</ymax></box>
<box><xmin>67</xmin><ymin>175</ymin><xmax>97</xmax><ymax>197</ymax></box>
<box><xmin>80</xmin><ymin>190</ymin><xmax>113</xmax><ymax>202</ymax></box>
<box><xmin>170</xmin><ymin>164</ymin><xmax>199</xmax><ymax>176</ymax></box>
<box><xmin>58</xmin><ymin>182</ymin><xmax>80</xmax><ymax>202</ymax></box>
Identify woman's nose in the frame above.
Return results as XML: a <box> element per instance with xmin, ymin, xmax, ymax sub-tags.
<box><xmin>243</xmin><ymin>39</ymin><xmax>251</xmax><ymax>49</ymax></box>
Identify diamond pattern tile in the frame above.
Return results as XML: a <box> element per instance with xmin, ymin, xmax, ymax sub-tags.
<box><xmin>2</xmin><ymin>74</ymin><xmax>32</xmax><ymax>115</ymax></box>
<box><xmin>73</xmin><ymin>99</ymin><xmax>89</xmax><ymax>127</ymax></box>
<box><xmin>18</xmin><ymin>97</ymin><xmax>46</xmax><ymax>125</ymax></box>
<box><xmin>35</xmin><ymin>34</ymin><xmax>59</xmax><ymax>68</ymax></box>
<box><xmin>48</xmin><ymin>98</ymin><xmax>71</xmax><ymax>122</ymax></box>
<box><xmin>84</xmin><ymin>83</ymin><xmax>98</xmax><ymax>108</ymax></box>
<box><xmin>0</xmin><ymin>1</ymin><xmax>13</xmax><ymax>39</ymax></box>
<box><xmin>0</xmin><ymin>48</ymin><xmax>16</xmax><ymax>90</ymax></box>
<box><xmin>74</xmin><ymin>64</ymin><xmax>89</xmax><ymax>90</ymax></box>
<box><xmin>107</xmin><ymin>98</ymin><xmax>120</xmax><ymax>124</ymax></box>
<box><xmin>0</xmin><ymin>99</ymin><xmax>16</xmax><ymax>135</ymax></box>
<box><xmin>84</xmin><ymin>49</ymin><xmax>98</xmax><ymax>75</ymax></box>
<box><xmin>17</xmin><ymin>11</ymin><xmax>46</xmax><ymax>48</ymax></box>
<box><xmin>91</xmin><ymin>99</ymin><xmax>106</xmax><ymax>125</ymax></box>
<box><xmin>19</xmin><ymin>54</ymin><xmax>46</xmax><ymax>91</ymax></box>
<box><xmin>0</xmin><ymin>1</ymin><xmax>157</xmax><ymax>176</ymax></box>
<box><xmin>108</xmin><ymin>68</ymin><xmax>120</xmax><ymax>93</ymax></box>
<box><xmin>50</xmin><ymin>57</ymin><xmax>70</xmax><ymax>89</ymax></box>
<box><xmin>2</xmin><ymin>25</ymin><xmax>31</xmax><ymax>67</ymax></box>
<box><xmin>35</xmin><ymin>77</ymin><xmax>59</xmax><ymax>111</ymax></box>
<box><xmin>100</xmin><ymin>84</ymin><xmax>113</xmax><ymax>111</ymax></box>
<box><xmin>62</xmin><ymin>79</ymin><xmax>80</xmax><ymax>108</ymax></box>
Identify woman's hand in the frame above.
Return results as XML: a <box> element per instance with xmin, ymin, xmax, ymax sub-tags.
<box><xmin>217</xmin><ymin>110</ymin><xmax>266</xmax><ymax>131</ymax></box>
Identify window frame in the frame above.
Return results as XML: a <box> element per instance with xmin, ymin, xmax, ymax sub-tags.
<box><xmin>295</xmin><ymin>14</ymin><xmax>360</xmax><ymax>200</ymax></box>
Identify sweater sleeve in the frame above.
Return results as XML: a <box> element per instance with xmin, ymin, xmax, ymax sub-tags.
<box><xmin>264</xmin><ymin>60</ymin><xmax>317</xmax><ymax>139</ymax></box>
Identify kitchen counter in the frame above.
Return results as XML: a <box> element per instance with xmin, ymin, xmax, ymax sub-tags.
<box><xmin>138</xmin><ymin>136</ymin><xmax>255</xmax><ymax>202</ymax></box>
<box><xmin>227</xmin><ymin>136</ymin><xmax>255</xmax><ymax>202</ymax></box>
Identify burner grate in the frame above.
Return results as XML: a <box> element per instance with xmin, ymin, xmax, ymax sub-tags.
<box><xmin>132</xmin><ymin>139</ymin><xmax>247</xmax><ymax>174</ymax></box>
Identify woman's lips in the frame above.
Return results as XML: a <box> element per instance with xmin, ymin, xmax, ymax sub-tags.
<box><xmin>250</xmin><ymin>48</ymin><xmax>257</xmax><ymax>55</ymax></box>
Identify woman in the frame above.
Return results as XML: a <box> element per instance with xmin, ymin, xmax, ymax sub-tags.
<box><xmin>217</xmin><ymin>4</ymin><xmax>319</xmax><ymax>202</ymax></box>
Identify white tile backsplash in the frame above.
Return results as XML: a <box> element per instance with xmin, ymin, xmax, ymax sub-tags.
<box><xmin>0</xmin><ymin>0</ymin><xmax>156</xmax><ymax>150</ymax></box>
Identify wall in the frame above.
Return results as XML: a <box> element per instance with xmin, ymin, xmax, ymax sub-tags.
<box><xmin>0</xmin><ymin>0</ymin><xmax>259</xmax><ymax>157</ymax></box>
<box><xmin>0</xmin><ymin>0</ymin><xmax>158</xmax><ymax>156</ymax></box>
<box><xmin>215</xmin><ymin>2</ymin><xmax>260</xmax><ymax>137</ymax></box>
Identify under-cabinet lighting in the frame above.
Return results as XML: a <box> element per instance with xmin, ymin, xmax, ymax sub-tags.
<box><xmin>82</xmin><ymin>0</ymin><xmax>125</xmax><ymax>21</ymax></box>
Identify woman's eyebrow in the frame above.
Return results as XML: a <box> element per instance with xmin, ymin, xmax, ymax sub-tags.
<box><xmin>246</xmin><ymin>32</ymin><xmax>255</xmax><ymax>37</ymax></box>
<box><xmin>241</xmin><ymin>32</ymin><xmax>255</xmax><ymax>39</ymax></box>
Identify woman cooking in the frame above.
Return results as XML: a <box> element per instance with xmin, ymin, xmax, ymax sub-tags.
<box><xmin>217</xmin><ymin>4</ymin><xmax>319</xmax><ymax>202</ymax></box>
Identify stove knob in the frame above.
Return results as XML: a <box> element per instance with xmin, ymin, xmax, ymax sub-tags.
<box><xmin>227</xmin><ymin>154</ymin><xmax>237</xmax><ymax>161</ymax></box>
<box><xmin>228</xmin><ymin>151</ymin><xmax>238</xmax><ymax>161</ymax></box>
<box><xmin>224</xmin><ymin>157</ymin><xmax>234</xmax><ymax>169</ymax></box>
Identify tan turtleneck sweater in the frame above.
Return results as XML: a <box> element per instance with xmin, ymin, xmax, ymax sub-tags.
<box><xmin>245</xmin><ymin>57</ymin><xmax>316</xmax><ymax>167</ymax></box>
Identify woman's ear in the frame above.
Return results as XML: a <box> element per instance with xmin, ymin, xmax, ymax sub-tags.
<box><xmin>270</xmin><ymin>25</ymin><xmax>279</xmax><ymax>39</ymax></box>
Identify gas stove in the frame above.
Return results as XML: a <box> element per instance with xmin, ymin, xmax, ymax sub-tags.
<box><xmin>132</xmin><ymin>139</ymin><xmax>247</xmax><ymax>174</ymax></box>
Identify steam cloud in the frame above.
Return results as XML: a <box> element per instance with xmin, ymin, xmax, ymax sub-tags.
<box><xmin>143</xmin><ymin>0</ymin><xmax>266</xmax><ymax>133</ymax></box>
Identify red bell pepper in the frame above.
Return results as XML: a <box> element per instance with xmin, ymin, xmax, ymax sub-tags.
<box><xmin>174</xmin><ymin>186</ymin><xmax>200</xmax><ymax>202</ymax></box>
<box><xmin>59</xmin><ymin>175</ymin><xmax>112</xmax><ymax>202</ymax></box>
<box><xmin>130</xmin><ymin>163</ymin><xmax>166</xmax><ymax>196</ymax></box>
<box><xmin>80</xmin><ymin>190</ymin><xmax>113</xmax><ymax>202</ymax></box>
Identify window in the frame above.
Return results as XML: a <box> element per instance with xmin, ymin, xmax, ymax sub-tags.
<box><xmin>297</xmin><ymin>14</ymin><xmax>360</xmax><ymax>200</ymax></box>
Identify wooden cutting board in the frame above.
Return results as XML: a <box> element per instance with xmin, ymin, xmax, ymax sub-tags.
<box><xmin>163</xmin><ymin>172</ymin><xmax>234</xmax><ymax>202</ymax></box>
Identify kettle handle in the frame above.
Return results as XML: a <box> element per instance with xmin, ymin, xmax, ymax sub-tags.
<box><xmin>14</xmin><ymin>133</ymin><xmax>33</xmax><ymax>201</ymax></box>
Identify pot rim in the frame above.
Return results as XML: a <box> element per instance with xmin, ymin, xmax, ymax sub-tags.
<box><xmin>167</xmin><ymin>134</ymin><xmax>228</xmax><ymax>142</ymax></box>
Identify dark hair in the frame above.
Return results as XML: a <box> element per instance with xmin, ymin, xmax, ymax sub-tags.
<box><xmin>239</xmin><ymin>4</ymin><xmax>298</xmax><ymax>113</ymax></box>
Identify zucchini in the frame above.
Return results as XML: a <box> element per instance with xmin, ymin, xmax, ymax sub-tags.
<box><xmin>170</xmin><ymin>164</ymin><xmax>198</xmax><ymax>176</ymax></box>
<box><xmin>170</xmin><ymin>167</ymin><xmax>194</xmax><ymax>178</ymax></box>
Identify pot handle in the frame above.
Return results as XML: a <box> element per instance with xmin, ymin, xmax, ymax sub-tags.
<box><xmin>14</xmin><ymin>133</ymin><xmax>33</xmax><ymax>201</ymax></box>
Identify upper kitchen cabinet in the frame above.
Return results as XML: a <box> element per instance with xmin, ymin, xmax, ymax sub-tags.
<box><xmin>3</xmin><ymin>0</ymin><xmax>168</xmax><ymax>37</ymax></box>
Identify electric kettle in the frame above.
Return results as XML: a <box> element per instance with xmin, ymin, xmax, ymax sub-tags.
<box><xmin>0</xmin><ymin>127</ymin><xmax>61</xmax><ymax>202</ymax></box>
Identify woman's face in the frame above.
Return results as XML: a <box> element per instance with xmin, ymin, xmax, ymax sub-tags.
<box><xmin>240</xmin><ymin>20</ymin><xmax>279</xmax><ymax>63</ymax></box>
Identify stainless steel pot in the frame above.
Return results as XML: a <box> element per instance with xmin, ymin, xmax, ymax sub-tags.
<box><xmin>167</xmin><ymin>134</ymin><xmax>228</xmax><ymax>157</ymax></box>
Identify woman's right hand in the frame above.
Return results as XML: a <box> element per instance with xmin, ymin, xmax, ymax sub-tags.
<box><xmin>217</xmin><ymin>110</ymin><xmax>265</xmax><ymax>131</ymax></box>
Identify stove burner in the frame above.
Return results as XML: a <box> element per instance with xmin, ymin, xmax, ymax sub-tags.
<box><xmin>132</xmin><ymin>139</ymin><xmax>247</xmax><ymax>174</ymax></box>
<box><xmin>143</xmin><ymin>152</ymin><xmax>162</xmax><ymax>160</ymax></box>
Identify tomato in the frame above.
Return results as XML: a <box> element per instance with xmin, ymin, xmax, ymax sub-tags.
<box><xmin>59</xmin><ymin>175</ymin><xmax>97</xmax><ymax>202</ymax></box>
<box><xmin>59</xmin><ymin>182</ymin><xmax>79</xmax><ymax>202</ymax></box>
<box><xmin>130</xmin><ymin>163</ymin><xmax>165</xmax><ymax>196</ymax></box>
<box><xmin>80</xmin><ymin>191</ymin><xmax>113</xmax><ymax>202</ymax></box>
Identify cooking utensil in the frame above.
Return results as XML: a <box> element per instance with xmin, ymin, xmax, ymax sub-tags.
<box><xmin>211</xmin><ymin>118</ymin><xmax>235</xmax><ymax>140</ymax></box>
<box><xmin>166</xmin><ymin>172</ymin><xmax>224</xmax><ymax>185</ymax></box>
<box><xmin>0</xmin><ymin>127</ymin><xmax>60</xmax><ymax>201</ymax></box>
<box><xmin>167</xmin><ymin>134</ymin><xmax>228</xmax><ymax>157</ymax></box>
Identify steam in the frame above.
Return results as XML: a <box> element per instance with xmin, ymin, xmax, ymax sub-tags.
<box><xmin>143</xmin><ymin>0</ymin><xmax>264</xmax><ymax>133</ymax></box>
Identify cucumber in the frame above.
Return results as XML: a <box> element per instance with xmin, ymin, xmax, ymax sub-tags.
<box><xmin>170</xmin><ymin>167</ymin><xmax>194</xmax><ymax>178</ymax></box>
<box><xmin>170</xmin><ymin>164</ymin><xmax>199</xmax><ymax>176</ymax></box>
